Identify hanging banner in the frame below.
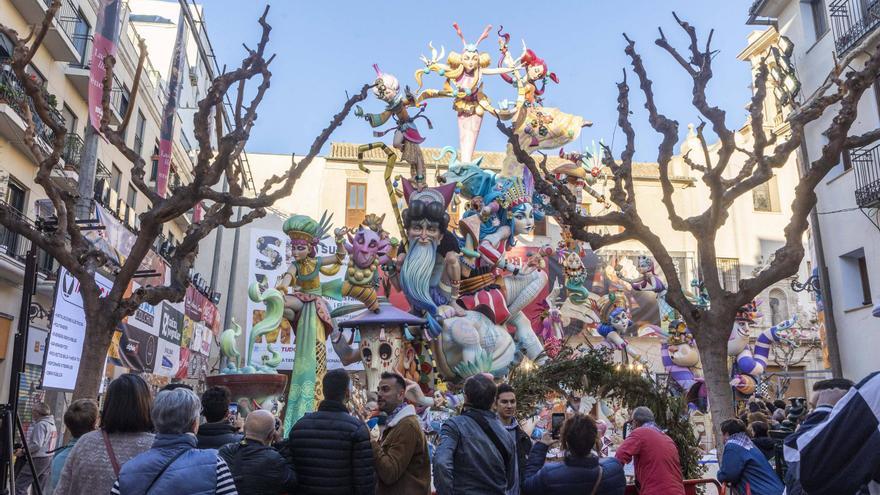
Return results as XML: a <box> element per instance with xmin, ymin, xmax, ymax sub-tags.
<box><xmin>88</xmin><ymin>0</ymin><xmax>121</xmax><ymax>130</ymax></box>
<box><xmin>42</xmin><ymin>268</ymin><xmax>113</xmax><ymax>391</ymax></box>
<box><xmin>156</xmin><ymin>11</ymin><xmax>188</xmax><ymax>197</ymax></box>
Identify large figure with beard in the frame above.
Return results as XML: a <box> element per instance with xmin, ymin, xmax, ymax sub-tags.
<box><xmin>392</xmin><ymin>184</ymin><xmax>517</xmax><ymax>379</ymax></box>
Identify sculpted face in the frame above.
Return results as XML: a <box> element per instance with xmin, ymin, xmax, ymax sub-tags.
<box><xmin>512</xmin><ymin>204</ymin><xmax>535</xmax><ymax>235</ymax></box>
<box><xmin>349</xmin><ymin>227</ymin><xmax>389</xmax><ymax>268</ymax></box>
<box><xmin>728</xmin><ymin>321</ymin><xmax>750</xmax><ymax>355</ymax></box>
<box><xmin>461</xmin><ymin>50</ymin><xmax>479</xmax><ymax>72</ymax></box>
<box><xmin>407</xmin><ymin>219</ymin><xmax>442</xmax><ymax>245</ymax></box>
<box><xmin>290</xmin><ymin>242</ymin><xmax>310</xmax><ymax>261</ymax></box>
<box><xmin>637</xmin><ymin>255</ymin><xmax>653</xmax><ymax>274</ymax></box>
<box><xmin>359</xmin><ymin>326</ymin><xmax>404</xmax><ymax>391</ymax></box>
<box><xmin>527</xmin><ymin>64</ymin><xmax>545</xmax><ymax>82</ymax></box>
<box><xmin>610</xmin><ymin>310</ymin><xmax>631</xmax><ymax>332</ymax></box>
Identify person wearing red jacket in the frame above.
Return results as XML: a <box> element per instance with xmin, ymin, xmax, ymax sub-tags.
<box><xmin>614</xmin><ymin>406</ymin><xmax>686</xmax><ymax>495</ymax></box>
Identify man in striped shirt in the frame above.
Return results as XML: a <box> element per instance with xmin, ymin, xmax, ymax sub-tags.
<box><xmin>110</xmin><ymin>388</ymin><xmax>238</xmax><ymax>494</ymax></box>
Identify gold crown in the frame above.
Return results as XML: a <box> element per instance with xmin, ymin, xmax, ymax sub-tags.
<box><xmin>499</xmin><ymin>177</ymin><xmax>529</xmax><ymax>209</ymax></box>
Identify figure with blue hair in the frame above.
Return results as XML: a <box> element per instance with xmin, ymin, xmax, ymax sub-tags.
<box><xmin>438</xmin><ymin>148</ymin><xmax>548</xmax><ymax>363</ymax></box>
<box><xmin>596</xmin><ymin>301</ymin><xmax>646</xmax><ymax>365</ymax></box>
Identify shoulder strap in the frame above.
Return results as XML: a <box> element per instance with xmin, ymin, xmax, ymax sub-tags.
<box><xmin>102</xmin><ymin>430</ymin><xmax>121</xmax><ymax>476</ymax></box>
<box><xmin>589</xmin><ymin>465</ymin><xmax>604</xmax><ymax>495</ymax></box>
<box><xmin>462</xmin><ymin>410</ymin><xmax>511</xmax><ymax>469</ymax></box>
<box><xmin>143</xmin><ymin>448</ymin><xmax>190</xmax><ymax>494</ymax></box>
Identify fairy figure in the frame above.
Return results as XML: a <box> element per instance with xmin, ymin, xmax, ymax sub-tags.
<box><xmin>274</xmin><ymin>213</ymin><xmax>345</xmax><ymax>432</ymax></box>
<box><xmin>355</xmin><ymin>65</ymin><xmax>432</xmax><ymax>188</ymax></box>
<box><xmin>415</xmin><ymin>23</ymin><xmax>517</xmax><ymax>164</ymax></box>
<box><xmin>492</xmin><ymin>29</ymin><xmax>592</xmax><ymax>176</ymax></box>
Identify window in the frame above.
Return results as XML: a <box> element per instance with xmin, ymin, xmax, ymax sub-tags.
<box><xmin>345</xmin><ymin>182</ymin><xmax>367</xmax><ymax>228</ymax></box>
<box><xmin>61</xmin><ymin>104</ymin><xmax>77</xmax><ymax>134</ymax></box>
<box><xmin>110</xmin><ymin>164</ymin><xmax>122</xmax><ymax>193</ymax></box>
<box><xmin>150</xmin><ymin>143</ymin><xmax>160</xmax><ymax>181</ymax></box>
<box><xmin>119</xmin><ymin>84</ymin><xmax>130</xmax><ymax>117</ymax></box>
<box><xmin>839</xmin><ymin>248</ymin><xmax>873</xmax><ymax>308</ymax></box>
<box><xmin>768</xmin><ymin>288</ymin><xmax>789</xmax><ymax>326</ymax></box>
<box><xmin>842</xmin><ymin>148</ymin><xmax>853</xmax><ymax>172</ymax></box>
<box><xmin>716</xmin><ymin>257</ymin><xmax>741</xmax><ymax>292</ymax></box>
<box><xmin>809</xmin><ymin>0</ymin><xmax>828</xmax><ymax>40</ymax></box>
<box><xmin>72</xmin><ymin>8</ymin><xmax>90</xmax><ymax>64</ymax></box>
<box><xmin>126</xmin><ymin>184</ymin><xmax>137</xmax><ymax>210</ymax></box>
<box><xmin>134</xmin><ymin>111</ymin><xmax>146</xmax><ymax>157</ymax></box>
<box><xmin>0</xmin><ymin>180</ymin><xmax>26</xmax><ymax>256</ymax></box>
<box><xmin>752</xmin><ymin>175</ymin><xmax>781</xmax><ymax>212</ymax></box>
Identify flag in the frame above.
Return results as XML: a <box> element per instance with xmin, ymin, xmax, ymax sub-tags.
<box><xmin>156</xmin><ymin>11</ymin><xmax>188</xmax><ymax>198</ymax></box>
<box><xmin>88</xmin><ymin>0</ymin><xmax>121</xmax><ymax>130</ymax></box>
<box><xmin>784</xmin><ymin>371</ymin><xmax>880</xmax><ymax>494</ymax></box>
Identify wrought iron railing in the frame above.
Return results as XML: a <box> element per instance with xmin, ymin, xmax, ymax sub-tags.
<box><xmin>62</xmin><ymin>131</ymin><xmax>84</xmax><ymax>167</ymax></box>
<box><xmin>0</xmin><ymin>66</ymin><xmax>62</xmax><ymax>145</ymax></box>
<box><xmin>852</xmin><ymin>142</ymin><xmax>880</xmax><ymax>207</ymax></box>
<box><xmin>0</xmin><ymin>201</ymin><xmax>56</xmax><ymax>276</ymax></box>
<box><xmin>829</xmin><ymin>0</ymin><xmax>880</xmax><ymax>55</ymax></box>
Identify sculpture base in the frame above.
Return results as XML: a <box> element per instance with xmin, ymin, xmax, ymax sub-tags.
<box><xmin>206</xmin><ymin>374</ymin><xmax>288</xmax><ymax>416</ymax></box>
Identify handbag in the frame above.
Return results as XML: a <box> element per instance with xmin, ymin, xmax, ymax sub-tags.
<box><xmin>102</xmin><ymin>430</ymin><xmax>121</xmax><ymax>476</ymax></box>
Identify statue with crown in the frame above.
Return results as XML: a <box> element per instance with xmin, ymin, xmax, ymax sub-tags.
<box><xmin>247</xmin><ymin>213</ymin><xmax>346</xmax><ymax>433</ymax></box>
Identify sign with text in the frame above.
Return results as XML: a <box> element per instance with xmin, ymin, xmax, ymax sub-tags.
<box><xmin>42</xmin><ymin>268</ymin><xmax>112</xmax><ymax>391</ymax></box>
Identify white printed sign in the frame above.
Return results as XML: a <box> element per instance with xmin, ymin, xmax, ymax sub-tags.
<box><xmin>42</xmin><ymin>268</ymin><xmax>113</xmax><ymax>391</ymax></box>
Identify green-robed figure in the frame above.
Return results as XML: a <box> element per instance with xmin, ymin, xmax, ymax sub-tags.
<box><xmin>250</xmin><ymin>212</ymin><xmax>345</xmax><ymax>434</ymax></box>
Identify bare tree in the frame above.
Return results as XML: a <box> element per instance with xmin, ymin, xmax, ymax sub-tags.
<box><xmin>0</xmin><ymin>2</ymin><xmax>369</xmax><ymax>399</ymax></box>
<box><xmin>502</xmin><ymin>13</ymin><xmax>880</xmax><ymax>442</ymax></box>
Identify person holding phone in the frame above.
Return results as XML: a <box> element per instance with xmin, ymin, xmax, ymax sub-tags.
<box><xmin>521</xmin><ymin>414</ymin><xmax>625</xmax><ymax>495</ymax></box>
<box><xmin>197</xmin><ymin>386</ymin><xmax>243</xmax><ymax>449</ymax></box>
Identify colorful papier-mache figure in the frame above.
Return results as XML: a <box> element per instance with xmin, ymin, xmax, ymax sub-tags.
<box><xmin>392</xmin><ymin>182</ymin><xmax>518</xmax><ymax>379</ymax></box>
<box><xmin>596</xmin><ymin>299</ymin><xmax>645</xmax><ymax>365</ymax></box>
<box><xmin>616</xmin><ymin>255</ymin><xmax>676</xmax><ymax>331</ymax></box>
<box><xmin>416</xmin><ymin>23</ymin><xmax>517</xmax><ymax>164</ymax></box>
<box><xmin>661</xmin><ymin>319</ymin><xmax>706</xmax><ymax>411</ymax></box>
<box><xmin>727</xmin><ymin>300</ymin><xmax>797</xmax><ymax>396</ymax></box>
<box><xmin>439</xmin><ymin>154</ymin><xmax>548</xmax><ymax>362</ymax></box>
<box><xmin>493</xmin><ymin>29</ymin><xmax>589</xmax><ymax>174</ymax></box>
<box><xmin>355</xmin><ymin>65</ymin><xmax>431</xmax><ymax>188</ymax></box>
<box><xmin>340</xmin><ymin>223</ymin><xmax>393</xmax><ymax>313</ymax></box>
<box><xmin>249</xmin><ymin>213</ymin><xmax>345</xmax><ymax>434</ymax></box>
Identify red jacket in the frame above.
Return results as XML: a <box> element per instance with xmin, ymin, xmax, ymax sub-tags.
<box><xmin>614</xmin><ymin>426</ymin><xmax>686</xmax><ymax>495</ymax></box>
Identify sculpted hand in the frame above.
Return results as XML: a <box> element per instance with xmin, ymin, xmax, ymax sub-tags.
<box><xmin>354</xmin><ymin>105</ymin><xmax>365</xmax><ymax>118</ymax></box>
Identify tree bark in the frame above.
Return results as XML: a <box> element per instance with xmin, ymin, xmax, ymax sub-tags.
<box><xmin>70</xmin><ymin>311</ymin><xmax>114</xmax><ymax>401</ymax></box>
<box><xmin>694</xmin><ymin>315</ymin><xmax>736</xmax><ymax>455</ymax></box>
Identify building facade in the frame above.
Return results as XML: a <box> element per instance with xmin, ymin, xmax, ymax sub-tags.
<box><xmin>0</xmin><ymin>0</ymin><xmax>218</xmax><ymax>405</ymax></box>
<box><xmin>749</xmin><ymin>0</ymin><xmax>880</xmax><ymax>382</ymax></box>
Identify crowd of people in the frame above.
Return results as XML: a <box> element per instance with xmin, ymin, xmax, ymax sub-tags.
<box><xmin>9</xmin><ymin>370</ymin><xmax>880</xmax><ymax>494</ymax></box>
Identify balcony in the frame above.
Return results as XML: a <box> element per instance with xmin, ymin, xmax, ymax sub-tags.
<box><xmin>0</xmin><ymin>65</ymin><xmax>62</xmax><ymax>159</ymax></box>
<box><xmin>0</xmin><ymin>202</ymin><xmax>57</xmax><ymax>285</ymax></box>
<box><xmin>829</xmin><ymin>0</ymin><xmax>880</xmax><ymax>56</ymax></box>
<box><xmin>65</xmin><ymin>33</ymin><xmax>91</xmax><ymax>97</ymax></box>
<box><xmin>9</xmin><ymin>0</ymin><xmax>80</xmax><ymax>62</ymax></box>
<box><xmin>852</xmin><ymin>143</ymin><xmax>880</xmax><ymax>208</ymax></box>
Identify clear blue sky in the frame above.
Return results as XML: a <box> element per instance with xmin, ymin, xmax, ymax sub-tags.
<box><xmin>202</xmin><ymin>1</ymin><xmax>758</xmax><ymax>161</ymax></box>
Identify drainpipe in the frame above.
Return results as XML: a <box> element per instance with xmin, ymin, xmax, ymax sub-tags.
<box><xmin>797</xmin><ymin>138</ymin><xmax>843</xmax><ymax>378</ymax></box>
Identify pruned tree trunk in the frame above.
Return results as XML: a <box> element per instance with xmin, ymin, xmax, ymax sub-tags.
<box><xmin>72</xmin><ymin>315</ymin><xmax>115</xmax><ymax>401</ymax></box>
<box><xmin>694</xmin><ymin>316</ymin><xmax>736</xmax><ymax>452</ymax></box>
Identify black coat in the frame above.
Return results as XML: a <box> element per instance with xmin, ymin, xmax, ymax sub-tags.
<box><xmin>196</xmin><ymin>421</ymin><xmax>243</xmax><ymax>449</ymax></box>
<box><xmin>287</xmin><ymin>400</ymin><xmax>375</xmax><ymax>495</ymax></box>
<box><xmin>219</xmin><ymin>440</ymin><xmax>297</xmax><ymax>495</ymax></box>
<box><xmin>522</xmin><ymin>442</ymin><xmax>626</xmax><ymax>495</ymax></box>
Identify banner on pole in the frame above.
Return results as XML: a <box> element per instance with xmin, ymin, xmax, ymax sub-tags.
<box><xmin>88</xmin><ymin>0</ymin><xmax>121</xmax><ymax>130</ymax></box>
<box><xmin>156</xmin><ymin>11</ymin><xmax>188</xmax><ymax>198</ymax></box>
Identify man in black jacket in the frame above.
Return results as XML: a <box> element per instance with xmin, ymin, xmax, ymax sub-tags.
<box><xmin>495</xmin><ymin>383</ymin><xmax>532</xmax><ymax>492</ymax></box>
<box><xmin>220</xmin><ymin>409</ymin><xmax>296</xmax><ymax>495</ymax></box>
<box><xmin>197</xmin><ymin>386</ymin><xmax>243</xmax><ymax>449</ymax></box>
<box><xmin>288</xmin><ymin>369</ymin><xmax>375</xmax><ymax>494</ymax></box>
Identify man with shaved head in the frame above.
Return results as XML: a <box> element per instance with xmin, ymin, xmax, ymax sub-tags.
<box><xmin>219</xmin><ymin>410</ymin><xmax>297</xmax><ymax>494</ymax></box>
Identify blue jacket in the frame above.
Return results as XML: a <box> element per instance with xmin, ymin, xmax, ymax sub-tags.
<box><xmin>117</xmin><ymin>433</ymin><xmax>219</xmax><ymax>495</ymax></box>
<box><xmin>432</xmin><ymin>408</ymin><xmax>516</xmax><ymax>495</ymax></box>
<box><xmin>522</xmin><ymin>442</ymin><xmax>625</xmax><ymax>495</ymax></box>
<box><xmin>718</xmin><ymin>442</ymin><xmax>783</xmax><ymax>495</ymax></box>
